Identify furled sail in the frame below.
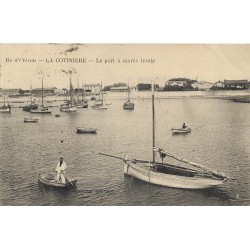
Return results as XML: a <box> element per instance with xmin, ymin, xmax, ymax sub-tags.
<box><xmin>153</xmin><ymin>147</ymin><xmax>228</xmax><ymax>179</ymax></box>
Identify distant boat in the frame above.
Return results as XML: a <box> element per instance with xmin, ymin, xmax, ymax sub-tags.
<box><xmin>172</xmin><ymin>127</ymin><xmax>191</xmax><ymax>134</ymax></box>
<box><xmin>76</xmin><ymin>127</ymin><xmax>97</xmax><ymax>134</ymax></box>
<box><xmin>60</xmin><ymin>77</ymin><xmax>77</xmax><ymax>112</ymax></box>
<box><xmin>55</xmin><ymin>114</ymin><xmax>61</xmax><ymax>117</ymax></box>
<box><xmin>38</xmin><ymin>174</ymin><xmax>77</xmax><ymax>188</ymax></box>
<box><xmin>92</xmin><ymin>83</ymin><xmax>108</xmax><ymax>110</ymax></box>
<box><xmin>91</xmin><ymin>95</ymin><xmax>96</xmax><ymax>101</ymax></box>
<box><xmin>123</xmin><ymin>87</ymin><xmax>134</xmax><ymax>110</ymax></box>
<box><xmin>100</xmin><ymin>83</ymin><xmax>228</xmax><ymax>189</ymax></box>
<box><xmin>23</xmin><ymin>85</ymin><xmax>38</xmax><ymax>111</ymax></box>
<box><xmin>30</xmin><ymin>77</ymin><xmax>52</xmax><ymax>114</ymax></box>
<box><xmin>24</xmin><ymin>118</ymin><xmax>39</xmax><ymax>123</ymax></box>
<box><xmin>0</xmin><ymin>96</ymin><xmax>11</xmax><ymax>113</ymax></box>
<box><xmin>76</xmin><ymin>102</ymin><xmax>88</xmax><ymax>108</ymax></box>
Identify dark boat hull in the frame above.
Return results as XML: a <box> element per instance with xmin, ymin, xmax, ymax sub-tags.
<box><xmin>38</xmin><ymin>174</ymin><xmax>77</xmax><ymax>188</ymax></box>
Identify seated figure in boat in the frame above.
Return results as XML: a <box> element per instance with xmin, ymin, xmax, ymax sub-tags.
<box><xmin>182</xmin><ymin>123</ymin><xmax>187</xmax><ymax>129</ymax></box>
<box><xmin>55</xmin><ymin>157</ymin><xmax>67</xmax><ymax>183</ymax></box>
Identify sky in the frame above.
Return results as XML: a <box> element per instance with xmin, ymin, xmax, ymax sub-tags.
<box><xmin>1</xmin><ymin>44</ymin><xmax>250</xmax><ymax>89</ymax></box>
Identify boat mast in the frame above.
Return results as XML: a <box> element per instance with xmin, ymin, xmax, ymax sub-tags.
<box><xmin>152</xmin><ymin>81</ymin><xmax>156</xmax><ymax>163</ymax></box>
<box><xmin>41</xmin><ymin>77</ymin><xmax>44</xmax><ymax>107</ymax></box>
<box><xmin>128</xmin><ymin>78</ymin><xmax>130</xmax><ymax>101</ymax></box>
<box><xmin>77</xmin><ymin>77</ymin><xmax>79</xmax><ymax>103</ymax></box>
<box><xmin>70</xmin><ymin>77</ymin><xmax>73</xmax><ymax>106</ymax></box>
<box><xmin>30</xmin><ymin>83</ymin><xmax>32</xmax><ymax>105</ymax></box>
<box><xmin>81</xmin><ymin>83</ymin><xmax>83</xmax><ymax>102</ymax></box>
<box><xmin>101</xmin><ymin>81</ymin><xmax>103</xmax><ymax>105</ymax></box>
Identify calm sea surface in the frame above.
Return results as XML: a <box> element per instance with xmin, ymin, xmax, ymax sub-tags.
<box><xmin>1</xmin><ymin>92</ymin><xmax>250</xmax><ymax>205</ymax></box>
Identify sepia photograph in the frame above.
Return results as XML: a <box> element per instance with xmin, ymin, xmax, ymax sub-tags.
<box><xmin>1</xmin><ymin>43</ymin><xmax>250</xmax><ymax>206</ymax></box>
<box><xmin>2</xmin><ymin>1</ymin><xmax>250</xmax><ymax>250</ymax></box>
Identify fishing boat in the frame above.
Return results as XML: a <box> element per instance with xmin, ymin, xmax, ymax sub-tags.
<box><xmin>38</xmin><ymin>173</ymin><xmax>77</xmax><ymax>188</ymax></box>
<box><xmin>76</xmin><ymin>102</ymin><xmax>88</xmax><ymax>108</ymax></box>
<box><xmin>24</xmin><ymin>118</ymin><xmax>39</xmax><ymax>123</ymax></box>
<box><xmin>172</xmin><ymin>127</ymin><xmax>191</xmax><ymax>134</ymax></box>
<box><xmin>30</xmin><ymin>77</ymin><xmax>52</xmax><ymax>114</ymax></box>
<box><xmin>76</xmin><ymin>127</ymin><xmax>97</xmax><ymax>134</ymax></box>
<box><xmin>123</xmin><ymin>87</ymin><xmax>134</xmax><ymax>110</ymax></box>
<box><xmin>0</xmin><ymin>96</ymin><xmax>11</xmax><ymax>113</ymax></box>
<box><xmin>60</xmin><ymin>77</ymin><xmax>77</xmax><ymax>112</ymax></box>
<box><xmin>23</xmin><ymin>86</ymin><xmax>38</xmax><ymax>111</ymax></box>
<box><xmin>100</xmin><ymin>83</ymin><xmax>229</xmax><ymax>189</ymax></box>
<box><xmin>92</xmin><ymin>85</ymin><xmax>108</xmax><ymax>110</ymax></box>
<box><xmin>91</xmin><ymin>95</ymin><xmax>96</xmax><ymax>101</ymax></box>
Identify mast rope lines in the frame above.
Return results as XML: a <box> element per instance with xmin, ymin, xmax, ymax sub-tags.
<box><xmin>153</xmin><ymin>147</ymin><xmax>229</xmax><ymax>179</ymax></box>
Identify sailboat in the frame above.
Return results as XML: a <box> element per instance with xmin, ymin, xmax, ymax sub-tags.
<box><xmin>123</xmin><ymin>86</ymin><xmax>134</xmax><ymax>110</ymax></box>
<box><xmin>30</xmin><ymin>77</ymin><xmax>52</xmax><ymax>114</ymax></box>
<box><xmin>100</xmin><ymin>84</ymin><xmax>229</xmax><ymax>189</ymax></box>
<box><xmin>60</xmin><ymin>77</ymin><xmax>77</xmax><ymax>112</ymax></box>
<box><xmin>92</xmin><ymin>83</ymin><xmax>107</xmax><ymax>110</ymax></box>
<box><xmin>76</xmin><ymin>83</ymin><xmax>88</xmax><ymax>108</ymax></box>
<box><xmin>23</xmin><ymin>85</ymin><xmax>38</xmax><ymax>111</ymax></box>
<box><xmin>0</xmin><ymin>96</ymin><xmax>11</xmax><ymax>113</ymax></box>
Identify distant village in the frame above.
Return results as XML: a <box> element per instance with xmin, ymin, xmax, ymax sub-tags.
<box><xmin>1</xmin><ymin>78</ymin><xmax>250</xmax><ymax>97</ymax></box>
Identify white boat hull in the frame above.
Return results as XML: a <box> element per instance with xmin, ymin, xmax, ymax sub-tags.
<box><xmin>124</xmin><ymin>162</ymin><xmax>226</xmax><ymax>189</ymax></box>
<box><xmin>92</xmin><ymin>105</ymin><xmax>108</xmax><ymax>110</ymax></box>
<box><xmin>60</xmin><ymin>106</ymin><xmax>77</xmax><ymax>112</ymax></box>
<box><xmin>24</xmin><ymin>118</ymin><xmax>39</xmax><ymax>123</ymax></box>
<box><xmin>0</xmin><ymin>109</ymin><xmax>11</xmax><ymax>113</ymax></box>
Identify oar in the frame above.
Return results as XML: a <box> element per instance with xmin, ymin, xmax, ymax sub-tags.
<box><xmin>64</xmin><ymin>174</ymin><xmax>76</xmax><ymax>188</ymax></box>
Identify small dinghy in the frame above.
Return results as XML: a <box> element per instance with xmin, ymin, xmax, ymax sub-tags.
<box><xmin>24</xmin><ymin>118</ymin><xmax>39</xmax><ymax>123</ymax></box>
<box><xmin>172</xmin><ymin>127</ymin><xmax>191</xmax><ymax>134</ymax></box>
<box><xmin>76</xmin><ymin>127</ymin><xmax>97</xmax><ymax>134</ymax></box>
<box><xmin>55</xmin><ymin>114</ymin><xmax>61</xmax><ymax>117</ymax></box>
<box><xmin>38</xmin><ymin>173</ymin><xmax>77</xmax><ymax>188</ymax></box>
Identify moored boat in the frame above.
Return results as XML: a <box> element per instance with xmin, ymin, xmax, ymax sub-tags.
<box><xmin>123</xmin><ymin>86</ymin><xmax>134</xmax><ymax>110</ymax></box>
<box><xmin>60</xmin><ymin>78</ymin><xmax>77</xmax><ymax>112</ymax></box>
<box><xmin>0</xmin><ymin>96</ymin><xmax>11</xmax><ymax>113</ymax></box>
<box><xmin>30</xmin><ymin>77</ymin><xmax>52</xmax><ymax>114</ymax></box>
<box><xmin>76</xmin><ymin>102</ymin><xmax>88</xmax><ymax>108</ymax></box>
<box><xmin>38</xmin><ymin>173</ymin><xmax>77</xmax><ymax>188</ymax></box>
<box><xmin>172</xmin><ymin>127</ymin><xmax>191</xmax><ymax>134</ymax></box>
<box><xmin>76</xmin><ymin>127</ymin><xmax>97</xmax><ymax>134</ymax></box>
<box><xmin>24</xmin><ymin>118</ymin><xmax>39</xmax><ymax>123</ymax></box>
<box><xmin>100</xmin><ymin>82</ymin><xmax>229</xmax><ymax>189</ymax></box>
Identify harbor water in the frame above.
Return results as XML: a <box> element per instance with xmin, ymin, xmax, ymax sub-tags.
<box><xmin>1</xmin><ymin>92</ymin><xmax>250</xmax><ymax>205</ymax></box>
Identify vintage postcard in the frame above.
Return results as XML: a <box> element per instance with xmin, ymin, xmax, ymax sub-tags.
<box><xmin>0</xmin><ymin>44</ymin><xmax>249</xmax><ymax>205</ymax></box>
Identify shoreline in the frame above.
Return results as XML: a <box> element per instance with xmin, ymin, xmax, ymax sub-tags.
<box><xmin>2</xmin><ymin>89</ymin><xmax>250</xmax><ymax>106</ymax></box>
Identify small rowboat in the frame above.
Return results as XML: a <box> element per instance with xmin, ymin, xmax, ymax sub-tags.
<box><xmin>38</xmin><ymin>173</ymin><xmax>77</xmax><ymax>188</ymax></box>
<box><xmin>172</xmin><ymin>127</ymin><xmax>191</xmax><ymax>134</ymax></box>
<box><xmin>24</xmin><ymin>118</ymin><xmax>39</xmax><ymax>123</ymax></box>
<box><xmin>76</xmin><ymin>127</ymin><xmax>97</xmax><ymax>134</ymax></box>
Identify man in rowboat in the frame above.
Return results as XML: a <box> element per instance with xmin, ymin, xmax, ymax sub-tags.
<box><xmin>182</xmin><ymin>123</ymin><xmax>187</xmax><ymax>129</ymax></box>
<box><xmin>55</xmin><ymin>157</ymin><xmax>67</xmax><ymax>184</ymax></box>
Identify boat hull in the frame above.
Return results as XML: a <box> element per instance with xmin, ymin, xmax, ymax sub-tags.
<box><xmin>92</xmin><ymin>106</ymin><xmax>108</xmax><ymax>110</ymax></box>
<box><xmin>0</xmin><ymin>106</ymin><xmax>11</xmax><ymax>113</ymax></box>
<box><xmin>123</xmin><ymin>101</ymin><xmax>134</xmax><ymax>110</ymax></box>
<box><xmin>60</xmin><ymin>106</ymin><xmax>77</xmax><ymax>112</ymax></box>
<box><xmin>24</xmin><ymin>118</ymin><xmax>39</xmax><ymax>123</ymax></box>
<box><xmin>38</xmin><ymin>174</ymin><xmax>77</xmax><ymax>188</ymax></box>
<box><xmin>76</xmin><ymin>128</ymin><xmax>97</xmax><ymax>134</ymax></box>
<box><xmin>30</xmin><ymin>108</ymin><xmax>51</xmax><ymax>114</ymax></box>
<box><xmin>172</xmin><ymin>128</ymin><xmax>191</xmax><ymax>134</ymax></box>
<box><xmin>124</xmin><ymin>162</ymin><xmax>226</xmax><ymax>189</ymax></box>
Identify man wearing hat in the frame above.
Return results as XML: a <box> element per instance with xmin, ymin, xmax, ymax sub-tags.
<box><xmin>55</xmin><ymin>157</ymin><xmax>67</xmax><ymax>183</ymax></box>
